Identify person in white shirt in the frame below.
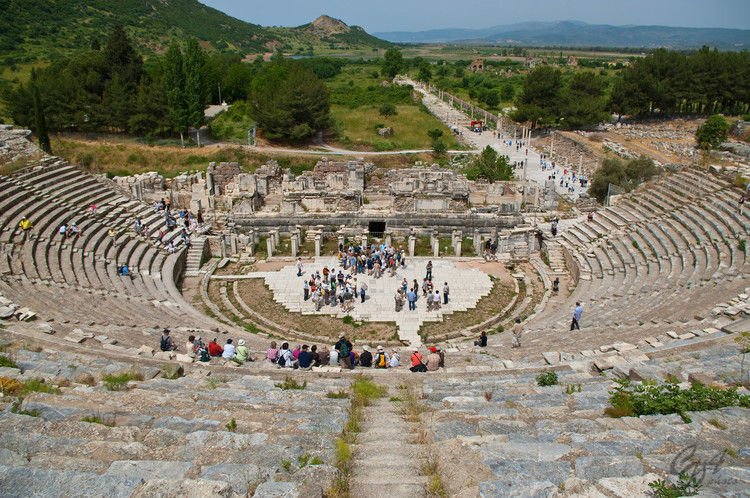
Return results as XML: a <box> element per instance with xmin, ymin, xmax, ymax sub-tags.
<box><xmin>222</xmin><ymin>338</ymin><xmax>236</xmax><ymax>359</ymax></box>
<box><xmin>329</xmin><ymin>348</ymin><xmax>339</xmax><ymax>366</ymax></box>
<box><xmin>389</xmin><ymin>348</ymin><xmax>400</xmax><ymax>368</ymax></box>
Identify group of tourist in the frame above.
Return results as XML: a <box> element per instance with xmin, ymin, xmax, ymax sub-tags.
<box><xmin>266</xmin><ymin>332</ymin><xmax>445</xmax><ymax>372</ymax></box>
<box><xmin>303</xmin><ymin>266</ymin><xmax>365</xmax><ymax>312</ymax></box>
<box><xmin>393</xmin><ymin>273</ymin><xmax>449</xmax><ymax>312</ymax></box>
<box><xmin>159</xmin><ymin>329</ymin><xmax>253</xmax><ymax>363</ymax></box>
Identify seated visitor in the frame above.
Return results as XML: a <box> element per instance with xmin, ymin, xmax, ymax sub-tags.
<box><xmin>298</xmin><ymin>345</ymin><xmax>314</xmax><ymax>369</ymax></box>
<box><xmin>359</xmin><ymin>346</ymin><xmax>373</xmax><ymax>367</ymax></box>
<box><xmin>208</xmin><ymin>337</ymin><xmax>224</xmax><ymax>357</ymax></box>
<box><xmin>222</xmin><ymin>338</ymin><xmax>236</xmax><ymax>359</ymax></box>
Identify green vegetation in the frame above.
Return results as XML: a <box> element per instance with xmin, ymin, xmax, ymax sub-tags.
<box><xmin>102</xmin><ymin>371</ymin><xmax>143</xmax><ymax>391</ymax></box>
<box><xmin>381</xmin><ymin>48</ymin><xmax>405</xmax><ymax>78</ymax></box>
<box><xmin>589</xmin><ymin>157</ymin><xmax>659</xmax><ymax>203</ymax></box>
<box><xmin>326</xmin><ymin>390</ymin><xmax>350</xmax><ymax>399</ymax></box>
<box><xmin>606</xmin><ymin>379</ymin><xmax>750</xmax><ymax>420</ymax></box>
<box><xmin>463</xmin><ymin>146</ymin><xmax>513</xmax><ymax>182</ymax></box>
<box><xmin>21</xmin><ymin>378</ymin><xmax>61</xmax><ymax>396</ymax></box>
<box><xmin>274</xmin><ymin>376</ymin><xmax>307</xmax><ymax>390</ymax></box>
<box><xmin>81</xmin><ymin>415</ymin><xmax>113</xmax><ymax>426</ymax></box>
<box><xmin>611</xmin><ymin>47</ymin><xmax>750</xmax><ymax>118</ymax></box>
<box><xmin>249</xmin><ymin>59</ymin><xmax>330</xmax><ymax>143</ymax></box>
<box><xmin>536</xmin><ymin>370</ymin><xmax>559</xmax><ymax>387</ymax></box>
<box><xmin>696</xmin><ymin>114</ymin><xmax>731</xmax><ymax>149</ymax></box>
<box><xmin>0</xmin><ymin>355</ymin><xmax>18</xmax><ymax>369</ymax></box>
<box><xmin>648</xmin><ymin>473</ymin><xmax>702</xmax><ymax>497</ymax></box>
<box><xmin>225</xmin><ymin>418</ymin><xmax>237</xmax><ymax>432</ymax></box>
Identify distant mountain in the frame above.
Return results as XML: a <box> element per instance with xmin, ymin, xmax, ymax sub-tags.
<box><xmin>0</xmin><ymin>1</ymin><xmax>391</xmax><ymax>63</ymax></box>
<box><xmin>375</xmin><ymin>21</ymin><xmax>750</xmax><ymax>50</ymax></box>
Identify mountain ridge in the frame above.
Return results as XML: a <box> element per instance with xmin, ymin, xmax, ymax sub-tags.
<box><xmin>374</xmin><ymin>20</ymin><xmax>750</xmax><ymax>50</ymax></box>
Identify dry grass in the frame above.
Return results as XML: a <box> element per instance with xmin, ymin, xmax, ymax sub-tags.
<box><xmin>234</xmin><ymin>279</ymin><xmax>399</xmax><ymax>341</ymax></box>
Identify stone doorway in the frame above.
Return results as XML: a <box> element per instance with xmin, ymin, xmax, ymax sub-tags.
<box><xmin>368</xmin><ymin>221</ymin><xmax>386</xmax><ymax>237</ymax></box>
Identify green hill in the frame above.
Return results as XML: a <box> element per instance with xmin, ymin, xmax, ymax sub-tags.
<box><xmin>0</xmin><ymin>1</ymin><xmax>390</xmax><ymax>65</ymax></box>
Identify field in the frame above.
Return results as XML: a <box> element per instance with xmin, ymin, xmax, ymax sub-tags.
<box><xmin>326</xmin><ymin>63</ymin><xmax>464</xmax><ymax>151</ymax></box>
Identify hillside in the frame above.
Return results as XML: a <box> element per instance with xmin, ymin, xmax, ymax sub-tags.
<box><xmin>0</xmin><ymin>1</ymin><xmax>390</xmax><ymax>64</ymax></box>
<box><xmin>375</xmin><ymin>20</ymin><xmax>750</xmax><ymax>50</ymax></box>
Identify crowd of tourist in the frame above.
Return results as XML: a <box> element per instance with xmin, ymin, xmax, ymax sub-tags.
<box><xmin>265</xmin><ymin>332</ymin><xmax>445</xmax><ymax>372</ymax></box>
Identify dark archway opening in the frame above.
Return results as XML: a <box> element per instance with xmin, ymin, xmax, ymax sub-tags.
<box><xmin>368</xmin><ymin>221</ymin><xmax>386</xmax><ymax>238</ymax></box>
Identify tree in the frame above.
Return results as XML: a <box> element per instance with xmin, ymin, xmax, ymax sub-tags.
<box><xmin>480</xmin><ymin>88</ymin><xmax>499</xmax><ymax>108</ymax></box>
<box><xmin>696</xmin><ymin>114</ymin><xmax>730</xmax><ymax>150</ymax></box>
<box><xmin>500</xmin><ymin>82</ymin><xmax>515</xmax><ymax>102</ymax></box>
<box><xmin>463</xmin><ymin>146</ymin><xmax>513</xmax><ymax>183</ymax></box>
<box><xmin>381</xmin><ymin>49</ymin><xmax>404</xmax><ymax>79</ymax></box>
<box><xmin>417</xmin><ymin>62</ymin><xmax>432</xmax><ymax>83</ymax></box>
<box><xmin>184</xmin><ymin>38</ymin><xmax>208</xmax><ymax>146</ymax></box>
<box><xmin>32</xmin><ymin>83</ymin><xmax>51</xmax><ymax>154</ymax></box>
<box><xmin>431</xmin><ymin>139</ymin><xmax>447</xmax><ymax>156</ymax></box>
<box><xmin>102</xmin><ymin>26</ymin><xmax>143</xmax><ymax>86</ymax></box>
<box><xmin>249</xmin><ymin>60</ymin><xmax>330</xmax><ymax>143</ymax></box>
<box><xmin>560</xmin><ymin>72</ymin><xmax>608</xmax><ymax>129</ymax></box>
<box><xmin>589</xmin><ymin>157</ymin><xmax>658</xmax><ymax>203</ymax></box>
<box><xmin>378</xmin><ymin>102</ymin><xmax>397</xmax><ymax>118</ymax></box>
<box><xmin>163</xmin><ymin>40</ymin><xmax>189</xmax><ymax>147</ymax></box>
<box><xmin>427</xmin><ymin>128</ymin><xmax>443</xmax><ymax>141</ymax></box>
<box><xmin>513</xmin><ymin>66</ymin><xmax>563</xmax><ymax>125</ymax></box>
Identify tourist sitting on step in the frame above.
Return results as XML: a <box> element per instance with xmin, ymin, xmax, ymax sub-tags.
<box><xmin>277</xmin><ymin>342</ymin><xmax>297</xmax><ymax>368</ymax></box>
<box><xmin>167</xmin><ymin>241</ymin><xmax>177</xmax><ymax>253</ymax></box>
<box><xmin>208</xmin><ymin>337</ymin><xmax>223</xmax><ymax>357</ymax></box>
<box><xmin>390</xmin><ymin>348</ymin><xmax>400</xmax><ymax>367</ymax></box>
<box><xmin>235</xmin><ymin>339</ymin><xmax>251</xmax><ymax>363</ymax></box>
<box><xmin>425</xmin><ymin>348</ymin><xmax>441</xmax><ymax>371</ymax></box>
<box><xmin>266</xmin><ymin>341</ymin><xmax>279</xmax><ymax>363</ymax></box>
<box><xmin>160</xmin><ymin>329</ymin><xmax>177</xmax><ymax>352</ymax></box>
<box><xmin>66</xmin><ymin>222</ymin><xmax>79</xmax><ymax>238</ymax></box>
<box><xmin>474</xmin><ymin>331</ymin><xmax>488</xmax><ymax>347</ymax></box>
<box><xmin>118</xmin><ymin>264</ymin><xmax>134</xmax><ymax>279</ymax></box>
<box><xmin>58</xmin><ymin>224</ymin><xmax>67</xmax><ymax>237</ymax></box>
<box><xmin>359</xmin><ymin>346</ymin><xmax>373</xmax><ymax>367</ymax></box>
<box><xmin>221</xmin><ymin>338</ymin><xmax>236</xmax><ymax>360</ymax></box>
<box><xmin>410</xmin><ymin>348</ymin><xmax>427</xmax><ymax>372</ymax></box>
<box><xmin>186</xmin><ymin>335</ymin><xmax>197</xmax><ymax>358</ymax></box>
<box><xmin>18</xmin><ymin>216</ymin><xmax>32</xmax><ymax>242</ymax></box>
<box><xmin>335</xmin><ymin>333</ymin><xmax>353</xmax><ymax>369</ymax></box>
<box><xmin>374</xmin><ymin>345</ymin><xmax>389</xmax><ymax>368</ymax></box>
<box><xmin>298</xmin><ymin>345</ymin><xmax>314</xmax><ymax>370</ymax></box>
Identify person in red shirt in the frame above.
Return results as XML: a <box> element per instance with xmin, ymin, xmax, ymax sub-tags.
<box><xmin>410</xmin><ymin>348</ymin><xmax>427</xmax><ymax>372</ymax></box>
<box><xmin>208</xmin><ymin>337</ymin><xmax>223</xmax><ymax>357</ymax></box>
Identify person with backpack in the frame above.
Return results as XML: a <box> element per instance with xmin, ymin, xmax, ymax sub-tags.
<box><xmin>374</xmin><ymin>345</ymin><xmax>389</xmax><ymax>368</ymax></box>
<box><xmin>335</xmin><ymin>333</ymin><xmax>353</xmax><ymax>369</ymax></box>
<box><xmin>410</xmin><ymin>348</ymin><xmax>427</xmax><ymax>372</ymax></box>
<box><xmin>277</xmin><ymin>342</ymin><xmax>296</xmax><ymax>368</ymax></box>
<box><xmin>359</xmin><ymin>346</ymin><xmax>373</xmax><ymax>367</ymax></box>
<box><xmin>160</xmin><ymin>329</ymin><xmax>177</xmax><ymax>352</ymax></box>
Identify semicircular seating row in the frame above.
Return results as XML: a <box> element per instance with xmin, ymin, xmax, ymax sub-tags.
<box><xmin>0</xmin><ymin>160</ymin><xmax>214</xmax><ymax>330</ymax></box>
<box><xmin>533</xmin><ymin>168</ymin><xmax>750</xmax><ymax>331</ymax></box>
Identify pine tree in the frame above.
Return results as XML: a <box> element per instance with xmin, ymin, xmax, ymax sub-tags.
<box><xmin>32</xmin><ymin>83</ymin><xmax>51</xmax><ymax>154</ymax></box>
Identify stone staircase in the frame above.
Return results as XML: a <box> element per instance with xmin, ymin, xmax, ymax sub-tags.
<box><xmin>184</xmin><ymin>236</ymin><xmax>207</xmax><ymax>277</ymax></box>
<box><xmin>544</xmin><ymin>240</ymin><xmax>567</xmax><ymax>275</ymax></box>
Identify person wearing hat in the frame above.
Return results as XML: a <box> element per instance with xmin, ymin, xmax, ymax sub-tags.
<box><xmin>208</xmin><ymin>337</ymin><xmax>223</xmax><ymax>357</ymax></box>
<box><xmin>298</xmin><ymin>345</ymin><xmax>314</xmax><ymax>370</ymax></box>
<box><xmin>425</xmin><ymin>347</ymin><xmax>441</xmax><ymax>371</ymax></box>
<box><xmin>235</xmin><ymin>339</ymin><xmax>250</xmax><ymax>363</ymax></box>
<box><xmin>359</xmin><ymin>345</ymin><xmax>373</xmax><ymax>368</ymax></box>
<box><xmin>374</xmin><ymin>345</ymin><xmax>389</xmax><ymax>368</ymax></box>
<box><xmin>222</xmin><ymin>338</ymin><xmax>236</xmax><ymax>359</ymax></box>
<box><xmin>410</xmin><ymin>348</ymin><xmax>427</xmax><ymax>372</ymax></box>
<box><xmin>160</xmin><ymin>329</ymin><xmax>177</xmax><ymax>352</ymax></box>
<box><xmin>389</xmin><ymin>348</ymin><xmax>400</xmax><ymax>367</ymax></box>
<box><xmin>334</xmin><ymin>332</ymin><xmax>352</xmax><ymax>369</ymax></box>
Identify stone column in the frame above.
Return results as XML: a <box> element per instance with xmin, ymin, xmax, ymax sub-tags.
<box><xmin>271</xmin><ymin>229</ymin><xmax>280</xmax><ymax>247</ymax></box>
<box><xmin>432</xmin><ymin>238</ymin><xmax>439</xmax><ymax>258</ymax></box>
<box><xmin>454</xmin><ymin>239</ymin><xmax>462</xmax><ymax>257</ymax></box>
<box><xmin>408</xmin><ymin>235</ymin><xmax>416</xmax><ymax>257</ymax></box>
<box><xmin>473</xmin><ymin>232</ymin><xmax>481</xmax><ymax>256</ymax></box>
<box><xmin>220</xmin><ymin>238</ymin><xmax>228</xmax><ymax>258</ymax></box>
<box><xmin>315</xmin><ymin>235</ymin><xmax>321</xmax><ymax>257</ymax></box>
<box><xmin>266</xmin><ymin>237</ymin><xmax>274</xmax><ymax>258</ymax></box>
<box><xmin>291</xmin><ymin>236</ymin><xmax>298</xmax><ymax>258</ymax></box>
<box><xmin>385</xmin><ymin>233</ymin><xmax>392</xmax><ymax>247</ymax></box>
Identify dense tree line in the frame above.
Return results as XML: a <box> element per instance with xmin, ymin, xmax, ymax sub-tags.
<box><xmin>610</xmin><ymin>47</ymin><xmax>750</xmax><ymax>117</ymax></box>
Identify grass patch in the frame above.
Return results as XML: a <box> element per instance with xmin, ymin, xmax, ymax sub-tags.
<box><xmin>708</xmin><ymin>418</ymin><xmax>727</xmax><ymax>430</ymax></box>
<box><xmin>81</xmin><ymin>415</ymin><xmax>113</xmax><ymax>426</ymax></box>
<box><xmin>648</xmin><ymin>472</ymin><xmax>701</xmax><ymax>497</ymax></box>
<box><xmin>101</xmin><ymin>371</ymin><xmax>143</xmax><ymax>391</ymax></box>
<box><xmin>275</xmin><ymin>376</ymin><xmax>307</xmax><ymax>390</ymax></box>
<box><xmin>0</xmin><ymin>355</ymin><xmax>18</xmax><ymax>369</ymax></box>
<box><xmin>22</xmin><ymin>378</ymin><xmax>61</xmax><ymax>395</ymax></box>
<box><xmin>225</xmin><ymin>418</ymin><xmax>237</xmax><ymax>432</ymax></box>
<box><xmin>326</xmin><ymin>390</ymin><xmax>350</xmax><ymax>399</ymax></box>
<box><xmin>389</xmin><ymin>396</ymin><xmax>402</xmax><ymax>402</ymax></box>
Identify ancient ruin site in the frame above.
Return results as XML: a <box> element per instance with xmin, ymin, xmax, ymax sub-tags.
<box><xmin>1</xmin><ymin>2</ymin><xmax>750</xmax><ymax>497</ymax></box>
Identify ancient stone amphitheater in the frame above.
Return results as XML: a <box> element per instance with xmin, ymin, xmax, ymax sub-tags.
<box><xmin>0</xmin><ymin>158</ymin><xmax>748</xmax><ymax>497</ymax></box>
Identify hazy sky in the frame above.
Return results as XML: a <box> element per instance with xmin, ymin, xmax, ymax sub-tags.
<box><xmin>202</xmin><ymin>0</ymin><xmax>750</xmax><ymax>32</ymax></box>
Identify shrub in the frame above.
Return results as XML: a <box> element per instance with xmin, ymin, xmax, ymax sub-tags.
<box><xmin>696</xmin><ymin>114</ymin><xmax>730</xmax><ymax>150</ymax></box>
<box><xmin>22</xmin><ymin>378</ymin><xmax>61</xmax><ymax>395</ymax></box>
<box><xmin>81</xmin><ymin>415</ymin><xmax>113</xmax><ymax>426</ymax></box>
<box><xmin>607</xmin><ymin>379</ymin><xmax>750</xmax><ymax>420</ymax></box>
<box><xmin>536</xmin><ymin>370</ymin><xmax>558</xmax><ymax>386</ymax></box>
<box><xmin>0</xmin><ymin>377</ymin><xmax>23</xmax><ymax>396</ymax></box>
<box><xmin>0</xmin><ymin>355</ymin><xmax>18</xmax><ymax>369</ymax></box>
<box><xmin>225</xmin><ymin>418</ymin><xmax>237</xmax><ymax>432</ymax></box>
<box><xmin>648</xmin><ymin>472</ymin><xmax>701</xmax><ymax>497</ymax></box>
<box><xmin>326</xmin><ymin>390</ymin><xmax>349</xmax><ymax>399</ymax></box>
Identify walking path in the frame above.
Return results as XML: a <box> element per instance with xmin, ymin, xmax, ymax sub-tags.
<box><xmin>215</xmin><ymin>257</ymin><xmax>493</xmax><ymax>347</ymax></box>
<box><xmin>349</xmin><ymin>393</ymin><xmax>427</xmax><ymax>497</ymax></box>
<box><xmin>402</xmin><ymin>77</ymin><xmax>586</xmax><ymax>201</ymax></box>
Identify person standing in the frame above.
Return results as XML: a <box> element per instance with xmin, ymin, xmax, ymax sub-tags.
<box><xmin>335</xmin><ymin>333</ymin><xmax>353</xmax><ymax>369</ymax></box>
<box><xmin>571</xmin><ymin>302</ymin><xmax>583</xmax><ymax>331</ymax></box>
<box><xmin>296</xmin><ymin>258</ymin><xmax>303</xmax><ymax>277</ymax></box>
<box><xmin>426</xmin><ymin>260</ymin><xmax>433</xmax><ymax>281</ymax></box>
<box><xmin>511</xmin><ymin>318</ymin><xmax>523</xmax><ymax>348</ymax></box>
<box><xmin>407</xmin><ymin>289</ymin><xmax>417</xmax><ymax>311</ymax></box>
<box><xmin>443</xmin><ymin>282</ymin><xmax>449</xmax><ymax>304</ymax></box>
